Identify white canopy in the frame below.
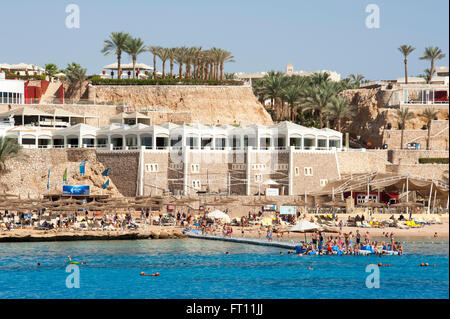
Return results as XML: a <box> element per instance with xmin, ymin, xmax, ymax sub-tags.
<box><xmin>262</xmin><ymin>179</ymin><xmax>278</xmax><ymax>185</ymax></box>
<box><xmin>0</xmin><ymin>63</ymin><xmax>44</xmax><ymax>71</ymax></box>
<box><xmin>207</xmin><ymin>210</ymin><xmax>231</xmax><ymax>222</ymax></box>
<box><xmin>289</xmin><ymin>220</ymin><xmax>322</xmax><ymax>232</ymax></box>
<box><xmin>103</xmin><ymin>63</ymin><xmax>153</xmax><ymax>71</ymax></box>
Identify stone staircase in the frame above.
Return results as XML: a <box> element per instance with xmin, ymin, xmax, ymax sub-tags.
<box><xmin>39</xmin><ymin>81</ymin><xmax>62</xmax><ymax>104</ymax></box>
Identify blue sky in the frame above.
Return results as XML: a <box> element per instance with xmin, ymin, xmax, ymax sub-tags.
<box><xmin>1</xmin><ymin>0</ymin><xmax>448</xmax><ymax>80</ymax></box>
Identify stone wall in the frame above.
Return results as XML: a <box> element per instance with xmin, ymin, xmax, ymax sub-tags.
<box><xmin>336</xmin><ymin>150</ymin><xmax>389</xmax><ymax>175</ymax></box>
<box><xmin>96</xmin><ymin>150</ymin><xmax>139</xmax><ymax>197</ymax></box>
<box><xmin>388</xmin><ymin>150</ymin><xmax>449</xmax><ymax>165</ymax></box>
<box><xmin>89</xmin><ymin>85</ymin><xmax>273</xmax><ymax>125</ymax></box>
<box><xmin>292</xmin><ymin>151</ymin><xmax>340</xmax><ymax>194</ymax></box>
<box><xmin>0</xmin><ymin>149</ymin><xmax>121</xmax><ymax>197</ymax></box>
<box><xmin>143</xmin><ymin>151</ymin><xmax>170</xmax><ymax>196</ymax></box>
<box><xmin>382</xmin><ymin>120</ymin><xmax>449</xmax><ymax>150</ymax></box>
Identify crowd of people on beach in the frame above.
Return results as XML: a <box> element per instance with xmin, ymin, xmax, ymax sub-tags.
<box><xmin>295</xmin><ymin>230</ymin><xmax>404</xmax><ymax>255</ymax></box>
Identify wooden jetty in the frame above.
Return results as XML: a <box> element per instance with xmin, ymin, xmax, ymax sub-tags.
<box><xmin>186</xmin><ymin>231</ymin><xmax>298</xmax><ymax>250</ymax></box>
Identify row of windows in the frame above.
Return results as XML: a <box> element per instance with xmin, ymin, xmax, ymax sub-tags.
<box><xmin>232</xmin><ymin>164</ymin><xmax>246</xmax><ymax>170</ymax></box>
<box><xmin>150</xmin><ymin>163</ymin><xmax>321</xmax><ymax>177</ymax></box>
<box><xmin>148</xmin><ymin>163</ymin><xmax>328</xmax><ymax>186</ymax></box>
<box><xmin>0</xmin><ymin>92</ymin><xmax>23</xmax><ymax>104</ymax></box>
<box><xmin>192</xmin><ymin>180</ymin><xmax>201</xmax><ymax>189</ymax></box>
<box><xmin>169</xmin><ymin>163</ymin><xmax>183</xmax><ymax>170</ymax></box>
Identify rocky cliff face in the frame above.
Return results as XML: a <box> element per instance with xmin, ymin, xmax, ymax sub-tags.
<box><xmin>339</xmin><ymin>88</ymin><xmax>449</xmax><ymax>148</ymax></box>
<box><xmin>88</xmin><ymin>85</ymin><xmax>273</xmax><ymax>125</ymax></box>
<box><xmin>0</xmin><ymin>149</ymin><xmax>121</xmax><ymax>198</ymax></box>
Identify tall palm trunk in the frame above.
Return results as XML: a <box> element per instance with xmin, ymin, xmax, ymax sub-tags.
<box><xmin>132</xmin><ymin>57</ymin><xmax>136</xmax><ymax>79</ymax></box>
<box><xmin>400</xmin><ymin>128</ymin><xmax>404</xmax><ymax>150</ymax></box>
<box><xmin>179</xmin><ymin>63</ymin><xmax>183</xmax><ymax>79</ymax></box>
<box><xmin>220</xmin><ymin>62</ymin><xmax>224</xmax><ymax>81</ymax></box>
<box><xmin>404</xmin><ymin>58</ymin><xmax>408</xmax><ymax>84</ymax></box>
<box><xmin>117</xmin><ymin>51</ymin><xmax>122</xmax><ymax>79</ymax></box>
<box><xmin>162</xmin><ymin>61</ymin><xmax>166</xmax><ymax>78</ymax></box>
<box><xmin>170</xmin><ymin>59</ymin><xmax>174</xmax><ymax>78</ymax></box>
<box><xmin>337</xmin><ymin>117</ymin><xmax>341</xmax><ymax>132</ymax></box>
<box><xmin>153</xmin><ymin>54</ymin><xmax>157</xmax><ymax>79</ymax></box>
<box><xmin>318</xmin><ymin>111</ymin><xmax>323</xmax><ymax>128</ymax></box>
<box><xmin>430</xmin><ymin>60</ymin><xmax>435</xmax><ymax>82</ymax></box>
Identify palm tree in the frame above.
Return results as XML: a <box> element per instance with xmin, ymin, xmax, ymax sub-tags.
<box><xmin>419</xmin><ymin>46</ymin><xmax>446</xmax><ymax>83</ymax></box>
<box><xmin>398</xmin><ymin>45</ymin><xmax>415</xmax><ymax>84</ymax></box>
<box><xmin>148</xmin><ymin>46</ymin><xmax>161</xmax><ymax>78</ymax></box>
<box><xmin>324</xmin><ymin>97</ymin><xmax>355</xmax><ymax>132</ymax></box>
<box><xmin>302</xmin><ymin>83</ymin><xmax>336</xmax><ymax>128</ymax></box>
<box><xmin>0</xmin><ymin>137</ymin><xmax>23</xmax><ymax>175</ymax></box>
<box><xmin>189</xmin><ymin>47</ymin><xmax>202</xmax><ymax>79</ymax></box>
<box><xmin>174</xmin><ymin>46</ymin><xmax>187</xmax><ymax>79</ymax></box>
<box><xmin>167</xmin><ymin>48</ymin><xmax>177</xmax><ymax>78</ymax></box>
<box><xmin>396</xmin><ymin>108</ymin><xmax>415</xmax><ymax>149</ymax></box>
<box><xmin>217</xmin><ymin>49</ymin><xmax>235</xmax><ymax>81</ymax></box>
<box><xmin>156</xmin><ymin>48</ymin><xmax>171</xmax><ymax>78</ymax></box>
<box><xmin>259</xmin><ymin>71</ymin><xmax>285</xmax><ymax>121</ymax></box>
<box><xmin>422</xmin><ymin>68</ymin><xmax>435</xmax><ymax>84</ymax></box>
<box><xmin>310</xmin><ymin>72</ymin><xmax>330</xmax><ymax>87</ymax></box>
<box><xmin>124</xmin><ymin>37</ymin><xmax>146</xmax><ymax>79</ymax></box>
<box><xmin>282</xmin><ymin>85</ymin><xmax>302</xmax><ymax>122</ymax></box>
<box><xmin>44</xmin><ymin>63</ymin><xmax>59</xmax><ymax>79</ymax></box>
<box><xmin>101</xmin><ymin>32</ymin><xmax>131</xmax><ymax>79</ymax></box>
<box><xmin>420</xmin><ymin>107</ymin><xmax>439</xmax><ymax>150</ymax></box>
<box><xmin>64</xmin><ymin>62</ymin><xmax>87</xmax><ymax>100</ymax></box>
<box><xmin>348</xmin><ymin>74</ymin><xmax>365</xmax><ymax>87</ymax></box>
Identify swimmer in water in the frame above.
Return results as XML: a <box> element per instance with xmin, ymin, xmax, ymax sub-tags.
<box><xmin>37</xmin><ymin>262</ymin><xmax>40</xmax><ymax>266</ymax></box>
<box><xmin>67</xmin><ymin>256</ymin><xmax>86</xmax><ymax>265</ymax></box>
<box><xmin>140</xmin><ymin>272</ymin><xmax>160</xmax><ymax>277</ymax></box>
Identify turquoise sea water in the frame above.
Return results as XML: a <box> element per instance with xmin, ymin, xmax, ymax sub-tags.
<box><xmin>0</xmin><ymin>238</ymin><xmax>448</xmax><ymax>299</ymax></box>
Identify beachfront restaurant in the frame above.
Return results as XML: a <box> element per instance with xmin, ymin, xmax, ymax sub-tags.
<box><xmin>110</xmin><ymin>111</ymin><xmax>152</xmax><ymax>126</ymax></box>
<box><xmin>0</xmin><ymin>107</ymin><xmax>98</xmax><ymax>128</ymax></box>
<box><xmin>2</xmin><ymin>119</ymin><xmax>342</xmax><ymax>152</ymax></box>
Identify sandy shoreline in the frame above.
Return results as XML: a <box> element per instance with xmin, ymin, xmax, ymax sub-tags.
<box><xmin>0</xmin><ymin>222</ymin><xmax>448</xmax><ymax>242</ymax></box>
<box><xmin>0</xmin><ymin>226</ymin><xmax>186</xmax><ymax>242</ymax></box>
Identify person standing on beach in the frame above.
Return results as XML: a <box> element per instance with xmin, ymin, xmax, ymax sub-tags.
<box><xmin>356</xmin><ymin>230</ymin><xmax>361</xmax><ymax>245</ymax></box>
<box><xmin>365</xmin><ymin>231</ymin><xmax>370</xmax><ymax>244</ymax></box>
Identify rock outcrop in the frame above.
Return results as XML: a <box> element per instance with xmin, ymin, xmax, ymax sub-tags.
<box><xmin>0</xmin><ymin>149</ymin><xmax>121</xmax><ymax>198</ymax></box>
<box><xmin>88</xmin><ymin>85</ymin><xmax>273</xmax><ymax>126</ymax></box>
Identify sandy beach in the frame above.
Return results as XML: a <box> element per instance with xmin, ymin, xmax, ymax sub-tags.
<box><xmin>1</xmin><ymin>221</ymin><xmax>447</xmax><ymax>242</ymax></box>
<box><xmin>0</xmin><ymin>226</ymin><xmax>186</xmax><ymax>242</ymax></box>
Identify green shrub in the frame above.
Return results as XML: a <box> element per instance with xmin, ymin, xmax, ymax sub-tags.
<box><xmin>6</xmin><ymin>74</ymin><xmax>46</xmax><ymax>81</ymax></box>
<box><xmin>418</xmin><ymin>158</ymin><xmax>449</xmax><ymax>164</ymax></box>
<box><xmin>90</xmin><ymin>76</ymin><xmax>244</xmax><ymax>86</ymax></box>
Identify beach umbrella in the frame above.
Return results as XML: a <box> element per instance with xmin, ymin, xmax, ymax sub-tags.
<box><xmin>206</xmin><ymin>210</ymin><xmax>231</xmax><ymax>223</ymax></box>
<box><xmin>391</xmin><ymin>202</ymin><xmax>424</xmax><ymax>208</ymax></box>
<box><xmin>321</xmin><ymin>200</ymin><xmax>347</xmax><ymax>208</ymax></box>
<box><xmin>359</xmin><ymin>202</ymin><xmax>386</xmax><ymax>208</ymax></box>
<box><xmin>282</xmin><ymin>199</ymin><xmax>306</xmax><ymax>207</ymax></box>
<box><xmin>289</xmin><ymin>219</ymin><xmax>322</xmax><ymax>242</ymax></box>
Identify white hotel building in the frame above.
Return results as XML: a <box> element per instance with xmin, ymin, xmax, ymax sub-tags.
<box><xmin>0</xmin><ymin>73</ymin><xmax>25</xmax><ymax>105</ymax></box>
<box><xmin>1</xmin><ymin>109</ymin><xmax>343</xmax><ymax>197</ymax></box>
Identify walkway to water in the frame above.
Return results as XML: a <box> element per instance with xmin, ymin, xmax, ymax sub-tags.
<box><xmin>186</xmin><ymin>231</ymin><xmax>298</xmax><ymax>250</ymax></box>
